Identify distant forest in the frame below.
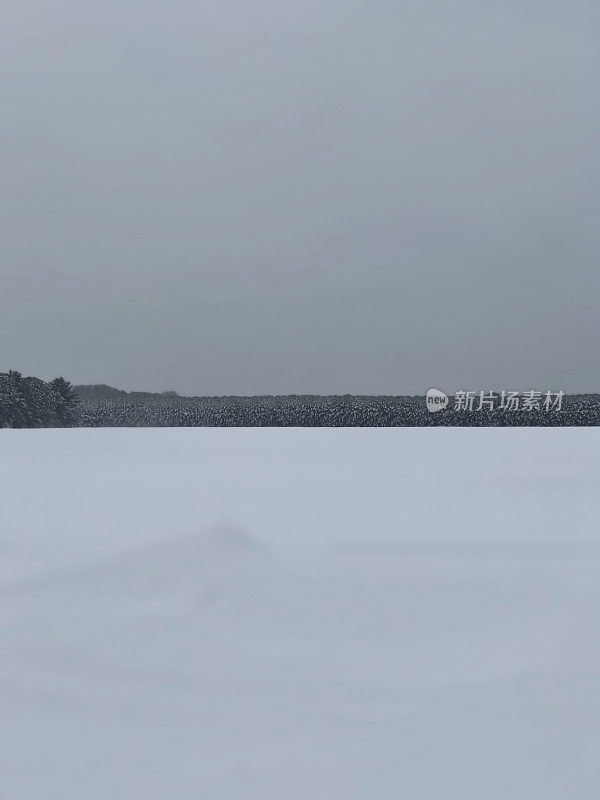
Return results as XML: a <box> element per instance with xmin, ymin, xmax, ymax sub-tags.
<box><xmin>2</xmin><ymin>374</ymin><xmax>600</xmax><ymax>428</ymax></box>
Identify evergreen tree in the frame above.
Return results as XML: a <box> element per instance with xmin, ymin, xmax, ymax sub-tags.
<box><xmin>50</xmin><ymin>377</ymin><xmax>79</xmax><ymax>426</ymax></box>
<box><xmin>21</xmin><ymin>376</ymin><xmax>58</xmax><ymax>427</ymax></box>
<box><xmin>0</xmin><ymin>371</ymin><xmax>29</xmax><ymax>428</ymax></box>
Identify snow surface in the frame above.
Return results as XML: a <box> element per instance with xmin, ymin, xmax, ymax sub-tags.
<box><xmin>1</xmin><ymin>427</ymin><xmax>599</xmax><ymax>798</ymax></box>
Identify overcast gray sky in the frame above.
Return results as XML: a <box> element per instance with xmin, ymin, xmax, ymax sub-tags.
<box><xmin>1</xmin><ymin>0</ymin><xmax>598</xmax><ymax>395</ymax></box>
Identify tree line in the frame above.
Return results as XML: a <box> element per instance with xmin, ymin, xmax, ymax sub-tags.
<box><xmin>3</xmin><ymin>373</ymin><xmax>598</xmax><ymax>428</ymax></box>
<box><xmin>77</xmin><ymin>392</ymin><xmax>600</xmax><ymax>427</ymax></box>
<box><xmin>0</xmin><ymin>371</ymin><xmax>79</xmax><ymax>428</ymax></box>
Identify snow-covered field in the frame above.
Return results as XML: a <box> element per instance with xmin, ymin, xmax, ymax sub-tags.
<box><xmin>1</xmin><ymin>428</ymin><xmax>599</xmax><ymax>798</ymax></box>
